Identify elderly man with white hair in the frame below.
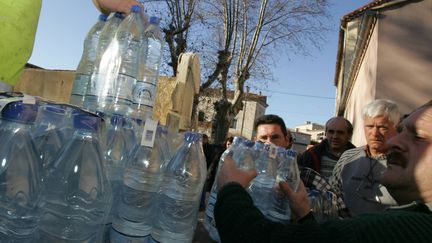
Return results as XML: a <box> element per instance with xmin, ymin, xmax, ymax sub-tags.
<box><xmin>329</xmin><ymin>99</ymin><xmax>401</xmax><ymax>216</ymax></box>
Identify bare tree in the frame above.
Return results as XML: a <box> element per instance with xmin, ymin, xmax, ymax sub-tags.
<box><xmin>155</xmin><ymin>0</ymin><xmax>331</xmax><ymax>144</ymax></box>
<box><xmin>161</xmin><ymin>0</ymin><xmax>198</xmax><ymax>76</ymax></box>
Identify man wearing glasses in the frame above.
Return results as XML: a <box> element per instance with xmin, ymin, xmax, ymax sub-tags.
<box><xmin>329</xmin><ymin>99</ymin><xmax>400</xmax><ymax>216</ymax></box>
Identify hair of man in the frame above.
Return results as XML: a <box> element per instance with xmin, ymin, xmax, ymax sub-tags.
<box><xmin>325</xmin><ymin>116</ymin><xmax>354</xmax><ymax>135</ymax></box>
<box><xmin>362</xmin><ymin>99</ymin><xmax>401</xmax><ymax>124</ymax></box>
<box><xmin>253</xmin><ymin>114</ymin><xmax>288</xmax><ymax>137</ymax></box>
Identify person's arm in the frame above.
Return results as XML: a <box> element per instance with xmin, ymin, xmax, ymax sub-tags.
<box><xmin>92</xmin><ymin>0</ymin><xmax>141</xmax><ymax>15</ymax></box>
<box><xmin>328</xmin><ymin>156</ymin><xmax>345</xmax><ymax>198</ymax></box>
<box><xmin>215</xmin><ymin>182</ymin><xmax>337</xmax><ymax>243</ymax></box>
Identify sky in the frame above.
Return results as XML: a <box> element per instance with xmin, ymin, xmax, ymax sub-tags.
<box><xmin>28</xmin><ymin>0</ymin><xmax>371</xmax><ymax>129</ymax></box>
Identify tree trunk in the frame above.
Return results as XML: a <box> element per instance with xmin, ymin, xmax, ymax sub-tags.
<box><xmin>212</xmin><ymin>99</ymin><xmax>232</xmax><ymax>145</ymax></box>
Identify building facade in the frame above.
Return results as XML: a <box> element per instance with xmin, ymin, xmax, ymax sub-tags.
<box><xmin>334</xmin><ymin>0</ymin><xmax>432</xmax><ymax>146</ymax></box>
<box><xmin>196</xmin><ymin>88</ymin><xmax>267</xmax><ymax>141</ymax></box>
<box><xmin>294</xmin><ymin>121</ymin><xmax>325</xmax><ymax>142</ymax></box>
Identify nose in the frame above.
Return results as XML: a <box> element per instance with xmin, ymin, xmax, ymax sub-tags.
<box><xmin>370</xmin><ymin>126</ymin><xmax>380</xmax><ymax>136</ymax></box>
<box><xmin>386</xmin><ymin>133</ymin><xmax>403</xmax><ymax>152</ymax></box>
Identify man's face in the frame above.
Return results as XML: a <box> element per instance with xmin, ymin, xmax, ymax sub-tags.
<box><xmin>363</xmin><ymin>116</ymin><xmax>397</xmax><ymax>153</ymax></box>
<box><xmin>325</xmin><ymin>118</ymin><xmax>351</xmax><ymax>152</ymax></box>
<box><xmin>381</xmin><ymin>106</ymin><xmax>432</xmax><ymax>201</ymax></box>
<box><xmin>256</xmin><ymin>124</ymin><xmax>289</xmax><ymax>148</ymax></box>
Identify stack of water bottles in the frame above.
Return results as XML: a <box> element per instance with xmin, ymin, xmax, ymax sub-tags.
<box><xmin>68</xmin><ymin>5</ymin><xmax>199</xmax><ymax>242</ymax></box>
<box><xmin>204</xmin><ymin>137</ymin><xmax>300</xmax><ymax>242</ymax></box>
<box><xmin>71</xmin><ymin>5</ymin><xmax>164</xmax><ymax>120</ymax></box>
<box><xmin>0</xmin><ymin>93</ymin><xmax>208</xmax><ymax>243</ymax></box>
<box><xmin>0</xmin><ymin>95</ymin><xmax>112</xmax><ymax>242</ymax></box>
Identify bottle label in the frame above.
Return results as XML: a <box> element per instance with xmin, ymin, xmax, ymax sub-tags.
<box><xmin>114</xmin><ymin>73</ymin><xmax>135</xmax><ymax>101</ymax></box>
<box><xmin>22</xmin><ymin>94</ymin><xmax>36</xmax><ymax>104</ymax></box>
<box><xmin>132</xmin><ymin>81</ymin><xmax>157</xmax><ymax>107</ymax></box>
<box><xmin>71</xmin><ymin>74</ymin><xmax>90</xmax><ymax>95</ymax></box>
<box><xmin>269</xmin><ymin>145</ymin><xmax>277</xmax><ymax>159</ymax></box>
<box><xmin>141</xmin><ymin>118</ymin><xmax>158</xmax><ymax>147</ymax></box>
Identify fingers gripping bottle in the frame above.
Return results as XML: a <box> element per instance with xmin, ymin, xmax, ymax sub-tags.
<box><xmin>204</xmin><ymin>137</ymin><xmax>256</xmax><ymax>242</ymax></box>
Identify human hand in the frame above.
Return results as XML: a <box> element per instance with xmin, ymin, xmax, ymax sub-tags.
<box><xmin>279</xmin><ymin>180</ymin><xmax>311</xmax><ymax>221</ymax></box>
<box><xmin>217</xmin><ymin>156</ymin><xmax>258</xmax><ymax>188</ymax></box>
<box><xmin>93</xmin><ymin>0</ymin><xmax>143</xmax><ymax>15</ymax></box>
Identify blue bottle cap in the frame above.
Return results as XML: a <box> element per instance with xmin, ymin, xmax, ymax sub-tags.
<box><xmin>149</xmin><ymin>16</ymin><xmax>160</xmax><ymax>25</ymax></box>
<box><xmin>253</xmin><ymin>140</ymin><xmax>264</xmax><ymax>149</ymax></box>
<box><xmin>286</xmin><ymin>149</ymin><xmax>297</xmax><ymax>158</ymax></box>
<box><xmin>131</xmin><ymin>5</ymin><xmax>141</xmax><ymax>13</ymax></box>
<box><xmin>73</xmin><ymin>114</ymin><xmax>101</xmax><ymax>131</ymax></box>
<box><xmin>184</xmin><ymin>131</ymin><xmax>201</xmax><ymax>143</ymax></box>
<box><xmin>277</xmin><ymin>147</ymin><xmax>287</xmax><ymax>157</ymax></box>
<box><xmin>1</xmin><ymin>101</ymin><xmax>38</xmax><ymax>124</ymax></box>
<box><xmin>99</xmin><ymin>13</ymin><xmax>108</xmax><ymax>21</ymax></box>
<box><xmin>110</xmin><ymin>114</ymin><xmax>125</xmax><ymax>127</ymax></box>
<box><xmin>114</xmin><ymin>12</ymin><xmax>125</xmax><ymax>19</ymax></box>
<box><xmin>232</xmin><ymin>136</ymin><xmax>245</xmax><ymax>145</ymax></box>
<box><xmin>243</xmin><ymin>140</ymin><xmax>255</xmax><ymax>148</ymax></box>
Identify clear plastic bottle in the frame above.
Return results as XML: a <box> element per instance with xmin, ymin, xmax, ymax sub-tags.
<box><xmin>37</xmin><ymin>112</ymin><xmax>112</xmax><ymax>242</ymax></box>
<box><xmin>130</xmin><ymin>16</ymin><xmax>164</xmax><ymax>120</ymax></box>
<box><xmin>151</xmin><ymin>132</ymin><xmax>207</xmax><ymax>243</ymax></box>
<box><xmin>84</xmin><ymin>12</ymin><xmax>124</xmax><ymax>113</ymax></box>
<box><xmin>0</xmin><ymin>101</ymin><xmax>43</xmax><ymax>242</ymax></box>
<box><xmin>112</xmin><ymin>124</ymin><xmax>171</xmax><ymax>241</ymax></box>
<box><xmin>32</xmin><ymin>104</ymin><xmax>69</xmax><ymax>180</ymax></box>
<box><xmin>70</xmin><ymin>14</ymin><xmax>108</xmax><ymax>107</ymax></box>
<box><xmin>203</xmin><ymin>137</ymin><xmax>256</xmax><ymax>242</ymax></box>
<box><xmin>267</xmin><ymin>148</ymin><xmax>299</xmax><ymax>223</ymax></box>
<box><xmin>103</xmin><ymin>113</ymin><xmax>136</xmax><ymax>237</ymax></box>
<box><xmin>248</xmin><ymin>143</ymin><xmax>279</xmax><ymax>215</ymax></box>
<box><xmin>89</xmin><ymin>5</ymin><xmax>147</xmax><ymax>116</ymax></box>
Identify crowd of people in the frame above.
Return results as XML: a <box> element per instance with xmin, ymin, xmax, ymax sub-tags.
<box><xmin>2</xmin><ymin>1</ymin><xmax>431</xmax><ymax>242</ymax></box>
<box><xmin>209</xmin><ymin>99</ymin><xmax>432</xmax><ymax>242</ymax></box>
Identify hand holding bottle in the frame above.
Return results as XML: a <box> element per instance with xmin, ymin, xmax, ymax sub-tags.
<box><xmin>93</xmin><ymin>0</ymin><xmax>143</xmax><ymax>15</ymax></box>
<box><xmin>217</xmin><ymin>156</ymin><xmax>258</xmax><ymax>188</ymax></box>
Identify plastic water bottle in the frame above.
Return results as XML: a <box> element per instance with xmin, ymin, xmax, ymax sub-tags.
<box><xmin>84</xmin><ymin>12</ymin><xmax>124</xmax><ymax>113</ymax></box>
<box><xmin>152</xmin><ymin>132</ymin><xmax>207</xmax><ymax>243</ymax></box>
<box><xmin>267</xmin><ymin>149</ymin><xmax>300</xmax><ymax>223</ymax></box>
<box><xmin>70</xmin><ymin>14</ymin><xmax>108</xmax><ymax>107</ymax></box>
<box><xmin>32</xmin><ymin>104</ymin><xmax>69</xmax><ymax>180</ymax></box>
<box><xmin>204</xmin><ymin>137</ymin><xmax>256</xmax><ymax>242</ymax></box>
<box><xmin>248</xmin><ymin>143</ymin><xmax>279</xmax><ymax>215</ymax></box>
<box><xmin>37</xmin><ymin>112</ymin><xmax>112</xmax><ymax>242</ymax></box>
<box><xmin>90</xmin><ymin>5</ymin><xmax>147</xmax><ymax>116</ymax></box>
<box><xmin>0</xmin><ymin>101</ymin><xmax>43</xmax><ymax>242</ymax></box>
<box><xmin>112</xmin><ymin>124</ymin><xmax>171</xmax><ymax>241</ymax></box>
<box><xmin>103</xmin><ymin>113</ymin><xmax>136</xmax><ymax>237</ymax></box>
<box><xmin>131</xmin><ymin>16</ymin><xmax>164</xmax><ymax>120</ymax></box>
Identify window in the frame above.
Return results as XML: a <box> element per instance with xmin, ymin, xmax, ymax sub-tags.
<box><xmin>230</xmin><ymin>118</ymin><xmax>237</xmax><ymax>129</ymax></box>
<box><xmin>198</xmin><ymin>111</ymin><xmax>205</xmax><ymax>122</ymax></box>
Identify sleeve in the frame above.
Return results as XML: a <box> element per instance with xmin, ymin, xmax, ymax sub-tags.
<box><xmin>214</xmin><ymin>183</ymin><xmax>337</xmax><ymax>243</ymax></box>
<box><xmin>328</xmin><ymin>153</ymin><xmax>348</xmax><ymax>198</ymax></box>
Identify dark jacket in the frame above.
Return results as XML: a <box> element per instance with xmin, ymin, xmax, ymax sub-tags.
<box><xmin>297</xmin><ymin>139</ymin><xmax>355</xmax><ymax>172</ymax></box>
<box><xmin>215</xmin><ymin>183</ymin><xmax>432</xmax><ymax>243</ymax></box>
